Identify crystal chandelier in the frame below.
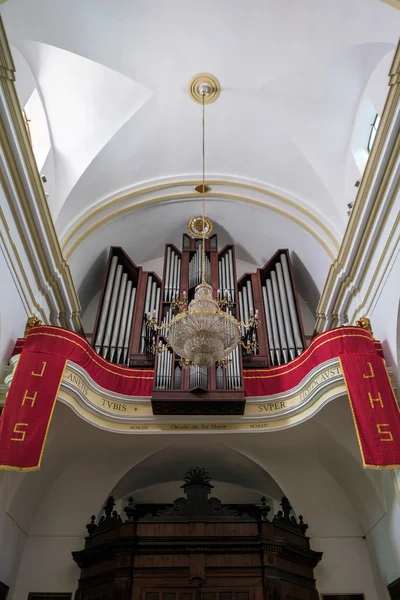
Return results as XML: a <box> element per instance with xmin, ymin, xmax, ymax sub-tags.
<box><xmin>148</xmin><ymin>79</ymin><xmax>259</xmax><ymax>368</ymax></box>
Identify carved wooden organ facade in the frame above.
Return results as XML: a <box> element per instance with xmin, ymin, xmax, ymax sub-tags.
<box><xmin>73</xmin><ymin>469</ymin><xmax>322</xmax><ymax>600</ymax></box>
<box><xmin>92</xmin><ymin>233</ymin><xmax>306</xmax><ymax>413</ymax></box>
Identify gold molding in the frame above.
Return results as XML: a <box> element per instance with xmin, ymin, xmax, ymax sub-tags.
<box><xmin>61</xmin><ymin>179</ymin><xmax>340</xmax><ymax>262</ymax></box>
<box><xmin>0</xmin><ymin>207</ymin><xmax>47</xmax><ymax>323</ymax></box>
<box><xmin>0</xmin><ymin>17</ymin><xmax>82</xmax><ymax>332</ymax></box>
<box><xmin>379</xmin><ymin>0</ymin><xmax>400</xmax><ymax>9</ymax></box>
<box><xmin>63</xmin><ymin>189</ymin><xmax>337</xmax><ymax>263</ymax></box>
<box><xmin>316</xmin><ymin>41</ymin><xmax>400</xmax><ymax>331</ymax></box>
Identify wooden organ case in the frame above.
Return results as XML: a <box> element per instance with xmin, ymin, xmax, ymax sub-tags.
<box><xmin>72</xmin><ymin>468</ymin><xmax>322</xmax><ymax>600</ymax></box>
<box><xmin>91</xmin><ymin>233</ymin><xmax>306</xmax><ymax>415</ymax></box>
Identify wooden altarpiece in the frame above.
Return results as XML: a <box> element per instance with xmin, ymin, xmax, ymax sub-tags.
<box><xmin>72</xmin><ymin>469</ymin><xmax>322</xmax><ymax>600</ymax></box>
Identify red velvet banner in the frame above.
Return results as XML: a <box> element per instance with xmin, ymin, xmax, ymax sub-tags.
<box><xmin>20</xmin><ymin>326</ymin><xmax>154</xmax><ymax>396</ymax></box>
<box><xmin>0</xmin><ymin>350</ymin><xmax>66</xmax><ymax>471</ymax></box>
<box><xmin>243</xmin><ymin>327</ymin><xmax>377</xmax><ymax>396</ymax></box>
<box><xmin>340</xmin><ymin>354</ymin><xmax>400</xmax><ymax>469</ymax></box>
<box><xmin>1</xmin><ymin>325</ymin><xmax>399</xmax><ymax>471</ymax></box>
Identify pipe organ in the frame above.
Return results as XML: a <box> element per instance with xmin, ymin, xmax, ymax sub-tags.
<box><xmin>92</xmin><ymin>234</ymin><xmax>306</xmax><ymax>414</ymax></box>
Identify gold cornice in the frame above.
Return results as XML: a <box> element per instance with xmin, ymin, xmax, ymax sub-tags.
<box><xmin>379</xmin><ymin>0</ymin><xmax>400</xmax><ymax>10</ymax></box>
<box><xmin>64</xmin><ymin>189</ymin><xmax>337</xmax><ymax>263</ymax></box>
<box><xmin>0</xmin><ymin>16</ymin><xmax>82</xmax><ymax>332</ymax></box>
<box><xmin>61</xmin><ymin>179</ymin><xmax>340</xmax><ymax>261</ymax></box>
<box><xmin>0</xmin><ymin>19</ymin><xmax>14</xmax><ymax>80</ymax></box>
<box><xmin>316</xmin><ymin>40</ymin><xmax>400</xmax><ymax>331</ymax></box>
<box><xmin>0</xmin><ymin>207</ymin><xmax>47</xmax><ymax>323</ymax></box>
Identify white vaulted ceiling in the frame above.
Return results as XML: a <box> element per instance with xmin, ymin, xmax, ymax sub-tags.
<box><xmin>1</xmin><ymin>0</ymin><xmax>399</xmax><ymax>310</ymax></box>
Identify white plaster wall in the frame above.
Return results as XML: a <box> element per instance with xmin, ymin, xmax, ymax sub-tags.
<box><xmin>0</xmin><ymin>243</ymin><xmax>28</xmax><ymax>380</ymax></box>
<box><xmin>313</xmin><ymin>537</ymin><xmax>379</xmax><ymax>599</ymax></box>
<box><xmin>3</xmin><ymin>405</ymin><xmax>383</xmax><ymax>600</ymax></box>
<box><xmin>370</xmin><ymin>248</ymin><xmax>400</xmax><ymax>375</ymax></box>
<box><xmin>367</xmin><ymin>470</ymin><xmax>400</xmax><ymax>588</ymax></box>
<box><xmin>11</xmin><ymin>536</ymin><xmax>81</xmax><ymax>600</ymax></box>
<box><xmin>0</xmin><ymin>472</ymin><xmax>27</xmax><ymax>591</ymax></box>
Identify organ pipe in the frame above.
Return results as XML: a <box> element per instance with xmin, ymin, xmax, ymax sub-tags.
<box><xmin>262</xmin><ymin>286</ymin><xmax>276</xmax><ymax>365</ymax></box>
<box><xmin>164</xmin><ymin>247</ymin><xmax>171</xmax><ymax>301</ymax></box>
<box><xmin>280</xmin><ymin>254</ymin><xmax>303</xmax><ymax>356</ymax></box>
<box><xmin>102</xmin><ymin>264</ymin><xmax>123</xmax><ymax>359</ymax></box>
<box><xmin>228</xmin><ymin>249</ymin><xmax>235</xmax><ymax>301</ymax></box>
<box><xmin>276</xmin><ymin>263</ymin><xmax>296</xmax><ymax>360</ymax></box>
<box><xmin>266</xmin><ymin>279</ymin><xmax>282</xmax><ymax>365</ymax></box>
<box><xmin>110</xmin><ymin>272</ymin><xmax>128</xmax><ymax>362</ymax></box>
<box><xmin>259</xmin><ymin>253</ymin><xmax>304</xmax><ymax>366</ymax></box>
<box><xmin>117</xmin><ymin>279</ymin><xmax>132</xmax><ymax>364</ymax></box>
<box><xmin>123</xmin><ymin>286</ymin><xmax>136</xmax><ymax>365</ymax></box>
<box><xmin>271</xmin><ymin>271</ymin><xmax>288</xmax><ymax>364</ymax></box>
<box><xmin>94</xmin><ymin>255</ymin><xmax>118</xmax><ymax>354</ymax></box>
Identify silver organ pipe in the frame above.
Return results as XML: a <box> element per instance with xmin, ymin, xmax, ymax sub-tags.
<box><xmin>190</xmin><ymin>365</ymin><xmax>207</xmax><ymax>389</ymax></box>
<box><xmin>262</xmin><ymin>285</ymin><xmax>276</xmax><ymax>365</ymax></box>
<box><xmin>216</xmin><ymin>365</ymin><xmax>224</xmax><ymax>390</ymax></box>
<box><xmin>94</xmin><ymin>255</ymin><xmax>118</xmax><ymax>354</ymax></box>
<box><xmin>94</xmin><ymin>255</ymin><xmax>138</xmax><ymax>364</ymax></box>
<box><xmin>102</xmin><ymin>264</ymin><xmax>123</xmax><ymax>359</ymax></box>
<box><xmin>173</xmin><ymin>254</ymin><xmax>179</xmax><ymax>298</ymax></box>
<box><xmin>169</xmin><ymin>255</ymin><xmax>176</xmax><ymax>302</ymax></box>
<box><xmin>123</xmin><ymin>286</ymin><xmax>136</xmax><ymax>365</ymax></box>
<box><xmin>261</xmin><ymin>254</ymin><xmax>303</xmax><ymax>365</ymax></box>
<box><xmin>155</xmin><ymin>343</ymin><xmax>173</xmax><ymax>389</ymax></box>
<box><xmin>117</xmin><ymin>279</ymin><xmax>132</xmax><ymax>364</ymax></box>
<box><xmin>238</xmin><ymin>290</ymin><xmax>245</xmax><ymax>335</ymax></box>
<box><xmin>276</xmin><ymin>263</ymin><xmax>296</xmax><ymax>360</ymax></box>
<box><xmin>140</xmin><ymin>275</ymin><xmax>153</xmax><ymax>352</ymax></box>
<box><xmin>280</xmin><ymin>254</ymin><xmax>304</xmax><ymax>356</ymax></box>
<box><xmin>242</xmin><ymin>283</ymin><xmax>250</xmax><ymax>325</ymax></box>
<box><xmin>228</xmin><ymin>249</ymin><xmax>235</xmax><ymax>301</ymax></box>
<box><xmin>266</xmin><ymin>279</ymin><xmax>282</xmax><ymax>365</ymax></box>
<box><xmin>233</xmin><ymin>346</ymin><xmax>241</xmax><ymax>388</ymax></box>
<box><xmin>164</xmin><ymin>247</ymin><xmax>171</xmax><ymax>301</ymax></box>
<box><xmin>271</xmin><ymin>271</ymin><xmax>288</xmax><ymax>364</ymax></box>
<box><xmin>238</xmin><ymin>280</ymin><xmax>257</xmax><ymax>355</ymax></box>
<box><xmin>110</xmin><ymin>272</ymin><xmax>128</xmax><ymax>362</ymax></box>
<box><xmin>140</xmin><ymin>275</ymin><xmax>161</xmax><ymax>354</ymax></box>
<box><xmin>189</xmin><ymin>241</ymin><xmax>209</xmax><ymax>287</ymax></box>
<box><xmin>174</xmin><ymin>365</ymin><xmax>182</xmax><ymax>389</ymax></box>
<box><xmin>197</xmin><ymin>241</ymin><xmax>201</xmax><ymax>283</ymax></box>
<box><xmin>164</xmin><ymin>247</ymin><xmax>182</xmax><ymax>301</ymax></box>
<box><xmin>220</xmin><ymin>254</ymin><xmax>226</xmax><ymax>295</ymax></box>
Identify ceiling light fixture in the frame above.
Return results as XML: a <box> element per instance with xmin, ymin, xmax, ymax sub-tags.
<box><xmin>148</xmin><ymin>78</ymin><xmax>259</xmax><ymax>368</ymax></box>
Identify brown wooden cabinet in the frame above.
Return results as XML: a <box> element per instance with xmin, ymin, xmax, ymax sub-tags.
<box><xmin>73</xmin><ymin>469</ymin><xmax>321</xmax><ymax>600</ymax></box>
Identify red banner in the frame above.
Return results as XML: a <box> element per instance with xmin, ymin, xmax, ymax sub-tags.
<box><xmin>340</xmin><ymin>354</ymin><xmax>400</xmax><ymax>469</ymax></box>
<box><xmin>1</xmin><ymin>325</ymin><xmax>399</xmax><ymax>471</ymax></box>
<box><xmin>21</xmin><ymin>326</ymin><xmax>154</xmax><ymax>396</ymax></box>
<box><xmin>243</xmin><ymin>327</ymin><xmax>377</xmax><ymax>396</ymax></box>
<box><xmin>0</xmin><ymin>350</ymin><xmax>66</xmax><ymax>471</ymax></box>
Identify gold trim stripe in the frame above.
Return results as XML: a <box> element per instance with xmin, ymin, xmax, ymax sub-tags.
<box><xmin>62</xmin><ymin>183</ymin><xmax>340</xmax><ymax>262</ymax></box>
<box><xmin>244</xmin><ymin>329</ymin><xmax>372</xmax><ymax>379</ymax></box>
<box><xmin>27</xmin><ymin>329</ymin><xmax>154</xmax><ymax>379</ymax></box>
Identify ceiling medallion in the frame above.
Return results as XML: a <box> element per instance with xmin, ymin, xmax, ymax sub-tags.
<box><xmin>148</xmin><ymin>81</ymin><xmax>259</xmax><ymax>368</ymax></box>
<box><xmin>189</xmin><ymin>73</ymin><xmax>221</xmax><ymax>105</ymax></box>
<box><xmin>188</xmin><ymin>215</ymin><xmax>213</xmax><ymax>239</ymax></box>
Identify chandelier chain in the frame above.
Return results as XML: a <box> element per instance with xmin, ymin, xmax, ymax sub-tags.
<box><xmin>201</xmin><ymin>91</ymin><xmax>206</xmax><ymax>285</ymax></box>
